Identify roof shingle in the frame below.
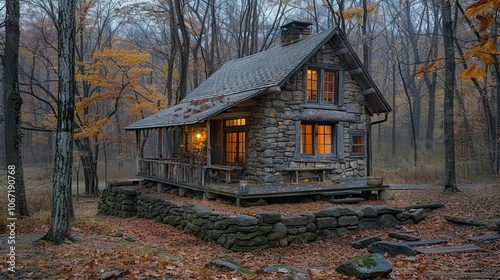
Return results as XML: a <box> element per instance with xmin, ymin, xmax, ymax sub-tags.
<box><xmin>126</xmin><ymin>28</ymin><xmax>390</xmax><ymax>130</ymax></box>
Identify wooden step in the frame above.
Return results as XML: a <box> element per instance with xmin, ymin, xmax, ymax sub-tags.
<box><xmin>330</xmin><ymin>197</ymin><xmax>366</xmax><ymax>204</ymax></box>
<box><xmin>321</xmin><ymin>190</ymin><xmax>363</xmax><ymax>197</ymax></box>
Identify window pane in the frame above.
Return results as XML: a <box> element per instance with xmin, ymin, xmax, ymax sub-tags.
<box><xmin>306</xmin><ymin>70</ymin><xmax>318</xmax><ymax>102</ymax></box>
<box><xmin>301</xmin><ymin>124</ymin><xmax>313</xmax><ymax>154</ymax></box>
<box><xmin>317</xmin><ymin>125</ymin><xmax>332</xmax><ymax>154</ymax></box>
<box><xmin>352</xmin><ymin>135</ymin><xmax>365</xmax><ymax>154</ymax></box>
<box><xmin>225</xmin><ymin>131</ymin><xmax>246</xmax><ymax>163</ymax></box>
<box><xmin>226</xmin><ymin>133</ymin><xmax>237</xmax><ymax>162</ymax></box>
<box><xmin>225</xmin><ymin>118</ymin><xmax>246</xmax><ymax>127</ymax></box>
<box><xmin>323</xmin><ymin>71</ymin><xmax>335</xmax><ymax>103</ymax></box>
<box><xmin>238</xmin><ymin>132</ymin><xmax>246</xmax><ymax>162</ymax></box>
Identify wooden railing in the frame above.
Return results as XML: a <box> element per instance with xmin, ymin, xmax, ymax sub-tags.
<box><xmin>137</xmin><ymin>158</ymin><xmax>207</xmax><ymax>187</ymax></box>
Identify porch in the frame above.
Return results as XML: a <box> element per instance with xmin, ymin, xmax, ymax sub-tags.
<box><xmin>136</xmin><ymin>158</ymin><xmax>388</xmax><ymax>206</ymax></box>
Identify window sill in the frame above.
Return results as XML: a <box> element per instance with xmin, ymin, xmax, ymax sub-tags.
<box><xmin>294</xmin><ymin>156</ymin><xmax>339</xmax><ymax>162</ymax></box>
<box><xmin>301</xmin><ymin>103</ymin><xmax>344</xmax><ymax>110</ymax></box>
<box><xmin>350</xmin><ymin>154</ymin><xmax>366</xmax><ymax>158</ymax></box>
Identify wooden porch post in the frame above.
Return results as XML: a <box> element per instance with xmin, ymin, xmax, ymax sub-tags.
<box><xmin>158</xmin><ymin>127</ymin><xmax>163</xmax><ymax>160</ymax></box>
<box><xmin>189</xmin><ymin>126</ymin><xmax>194</xmax><ymax>165</ymax></box>
<box><xmin>136</xmin><ymin>130</ymin><xmax>141</xmax><ymax>174</ymax></box>
<box><xmin>206</xmin><ymin>120</ymin><xmax>211</xmax><ymax>167</ymax></box>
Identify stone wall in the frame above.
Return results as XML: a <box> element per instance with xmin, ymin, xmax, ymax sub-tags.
<box><xmin>98</xmin><ymin>188</ymin><xmax>427</xmax><ymax>252</ymax></box>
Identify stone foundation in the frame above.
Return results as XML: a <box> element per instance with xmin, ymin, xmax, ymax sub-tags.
<box><xmin>98</xmin><ymin>187</ymin><xmax>427</xmax><ymax>252</ymax></box>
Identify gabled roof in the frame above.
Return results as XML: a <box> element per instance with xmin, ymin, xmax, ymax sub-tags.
<box><xmin>126</xmin><ymin>27</ymin><xmax>391</xmax><ymax>130</ymax></box>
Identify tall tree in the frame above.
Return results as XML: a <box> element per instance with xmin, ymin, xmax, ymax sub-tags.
<box><xmin>3</xmin><ymin>0</ymin><xmax>29</xmax><ymax>217</ymax></box>
<box><xmin>442</xmin><ymin>0</ymin><xmax>458</xmax><ymax>192</ymax></box>
<box><xmin>42</xmin><ymin>0</ymin><xmax>77</xmax><ymax>243</ymax></box>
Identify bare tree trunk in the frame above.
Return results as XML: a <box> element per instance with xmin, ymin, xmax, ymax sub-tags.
<box><xmin>42</xmin><ymin>0</ymin><xmax>76</xmax><ymax>243</ymax></box>
<box><xmin>442</xmin><ymin>0</ymin><xmax>458</xmax><ymax>192</ymax></box>
<box><xmin>425</xmin><ymin>0</ymin><xmax>440</xmax><ymax>151</ymax></box>
<box><xmin>74</xmin><ymin>137</ymin><xmax>99</xmax><ymax>197</ymax></box>
<box><xmin>173</xmin><ymin>0</ymin><xmax>190</xmax><ymax>101</ymax></box>
<box><xmin>3</xmin><ymin>0</ymin><xmax>29</xmax><ymax>217</ymax></box>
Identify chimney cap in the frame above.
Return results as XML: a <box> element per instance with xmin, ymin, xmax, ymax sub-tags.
<box><xmin>280</xmin><ymin>21</ymin><xmax>312</xmax><ymax>30</ymax></box>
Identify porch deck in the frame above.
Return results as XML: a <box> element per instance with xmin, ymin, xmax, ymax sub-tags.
<box><xmin>136</xmin><ymin>158</ymin><xmax>388</xmax><ymax>206</ymax></box>
<box><xmin>205</xmin><ymin>180</ymin><xmax>389</xmax><ymax>206</ymax></box>
<box><xmin>139</xmin><ymin>173</ymin><xmax>388</xmax><ymax>206</ymax></box>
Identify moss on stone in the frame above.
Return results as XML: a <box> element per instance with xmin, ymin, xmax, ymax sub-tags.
<box><xmin>353</xmin><ymin>254</ymin><xmax>377</xmax><ymax>268</ymax></box>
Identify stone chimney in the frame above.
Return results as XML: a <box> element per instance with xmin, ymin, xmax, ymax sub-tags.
<box><xmin>280</xmin><ymin>21</ymin><xmax>312</xmax><ymax>46</ymax></box>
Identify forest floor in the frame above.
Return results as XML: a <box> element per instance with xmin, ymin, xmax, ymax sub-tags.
<box><xmin>1</xmin><ymin>181</ymin><xmax>499</xmax><ymax>279</ymax></box>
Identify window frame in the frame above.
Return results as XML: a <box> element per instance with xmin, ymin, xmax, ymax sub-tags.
<box><xmin>299</xmin><ymin>122</ymin><xmax>336</xmax><ymax>158</ymax></box>
<box><xmin>350</xmin><ymin>132</ymin><xmax>367</xmax><ymax>157</ymax></box>
<box><xmin>223</xmin><ymin>118</ymin><xmax>247</xmax><ymax>164</ymax></box>
<box><xmin>304</xmin><ymin>65</ymin><xmax>343</xmax><ymax>107</ymax></box>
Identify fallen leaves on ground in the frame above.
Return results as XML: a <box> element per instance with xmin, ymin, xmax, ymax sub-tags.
<box><xmin>2</xmin><ymin>181</ymin><xmax>499</xmax><ymax>279</ymax></box>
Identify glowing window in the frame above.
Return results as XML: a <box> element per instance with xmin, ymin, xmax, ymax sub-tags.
<box><xmin>306</xmin><ymin>70</ymin><xmax>318</xmax><ymax>102</ymax></box>
<box><xmin>301</xmin><ymin>123</ymin><xmax>334</xmax><ymax>155</ymax></box>
<box><xmin>306</xmin><ymin>68</ymin><xmax>338</xmax><ymax>104</ymax></box>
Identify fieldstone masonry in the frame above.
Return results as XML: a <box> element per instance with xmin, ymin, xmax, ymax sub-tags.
<box><xmin>244</xmin><ymin>41</ymin><xmax>369</xmax><ymax>184</ymax></box>
<box><xmin>98</xmin><ymin>187</ymin><xmax>427</xmax><ymax>252</ymax></box>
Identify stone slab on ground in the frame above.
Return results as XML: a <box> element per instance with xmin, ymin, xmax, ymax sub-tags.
<box><xmin>388</xmin><ymin>232</ymin><xmax>420</xmax><ymax>241</ymax></box>
<box><xmin>335</xmin><ymin>253</ymin><xmax>392</xmax><ymax>279</ymax></box>
<box><xmin>204</xmin><ymin>259</ymin><xmax>252</xmax><ymax>274</ymax></box>
<box><xmin>425</xmin><ymin>272</ymin><xmax>494</xmax><ymax>279</ymax></box>
<box><xmin>416</xmin><ymin>245</ymin><xmax>487</xmax><ymax>254</ymax></box>
<box><xmin>395</xmin><ymin>239</ymin><xmax>448</xmax><ymax>247</ymax></box>
<box><xmin>468</xmin><ymin>233</ymin><xmax>500</xmax><ymax>242</ymax></box>
<box><xmin>258</xmin><ymin>265</ymin><xmax>310</xmax><ymax>280</ymax></box>
<box><xmin>351</xmin><ymin>236</ymin><xmax>383</xmax><ymax>249</ymax></box>
<box><xmin>367</xmin><ymin>241</ymin><xmax>418</xmax><ymax>257</ymax></box>
<box><xmin>404</xmin><ymin>203</ymin><xmax>445</xmax><ymax>210</ymax></box>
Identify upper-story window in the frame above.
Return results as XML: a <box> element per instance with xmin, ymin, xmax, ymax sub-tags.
<box><xmin>306</xmin><ymin>68</ymin><xmax>340</xmax><ymax>105</ymax></box>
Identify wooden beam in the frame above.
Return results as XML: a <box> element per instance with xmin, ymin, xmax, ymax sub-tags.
<box><xmin>360</xmin><ymin>88</ymin><xmax>376</xmax><ymax>95</ymax></box>
<box><xmin>349</xmin><ymin>68</ymin><xmax>363</xmax><ymax>75</ymax></box>
<box><xmin>210</xmin><ymin>111</ymin><xmax>252</xmax><ymax>120</ymax></box>
<box><xmin>335</xmin><ymin>48</ymin><xmax>348</xmax><ymax>55</ymax></box>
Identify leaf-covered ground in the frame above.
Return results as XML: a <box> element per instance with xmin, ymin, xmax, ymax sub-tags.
<box><xmin>2</xmin><ymin>182</ymin><xmax>499</xmax><ymax>279</ymax></box>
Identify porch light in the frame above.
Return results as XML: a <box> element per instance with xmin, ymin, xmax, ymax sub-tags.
<box><xmin>196</xmin><ymin>133</ymin><xmax>202</xmax><ymax>139</ymax></box>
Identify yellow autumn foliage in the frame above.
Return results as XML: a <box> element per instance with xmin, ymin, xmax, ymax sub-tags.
<box><xmin>74</xmin><ymin>47</ymin><xmax>165</xmax><ymax>140</ymax></box>
<box><xmin>461</xmin><ymin>62</ymin><xmax>487</xmax><ymax>80</ymax></box>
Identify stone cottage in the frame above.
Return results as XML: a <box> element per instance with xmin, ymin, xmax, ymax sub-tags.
<box><xmin>125</xmin><ymin>21</ymin><xmax>391</xmax><ymax>191</ymax></box>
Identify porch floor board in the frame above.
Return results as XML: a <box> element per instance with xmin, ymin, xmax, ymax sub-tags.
<box><xmin>137</xmin><ymin>175</ymin><xmax>389</xmax><ymax>206</ymax></box>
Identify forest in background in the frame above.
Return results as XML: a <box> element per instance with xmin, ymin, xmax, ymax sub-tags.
<box><xmin>1</xmin><ymin>0</ymin><xmax>499</xmax><ymax>195</ymax></box>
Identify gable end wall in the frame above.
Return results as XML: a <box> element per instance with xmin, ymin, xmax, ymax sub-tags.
<box><xmin>245</xmin><ymin>40</ymin><xmax>368</xmax><ymax>183</ymax></box>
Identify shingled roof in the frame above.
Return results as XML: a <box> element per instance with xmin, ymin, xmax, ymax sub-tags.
<box><xmin>126</xmin><ymin>27</ymin><xmax>391</xmax><ymax>130</ymax></box>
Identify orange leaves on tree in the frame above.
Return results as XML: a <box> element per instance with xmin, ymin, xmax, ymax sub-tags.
<box><xmin>465</xmin><ymin>0</ymin><xmax>495</xmax><ymax>18</ymax></box>
<box><xmin>413</xmin><ymin>56</ymin><xmax>443</xmax><ymax>77</ymax></box>
<box><xmin>477</xmin><ymin>13</ymin><xmax>493</xmax><ymax>32</ymax></box>
<box><xmin>461</xmin><ymin>38</ymin><xmax>500</xmax><ymax>80</ymax></box>
<box><xmin>462</xmin><ymin>0</ymin><xmax>500</xmax><ymax>80</ymax></box>
<box><xmin>461</xmin><ymin>62</ymin><xmax>487</xmax><ymax>80</ymax></box>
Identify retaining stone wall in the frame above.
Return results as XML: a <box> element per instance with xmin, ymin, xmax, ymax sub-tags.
<box><xmin>98</xmin><ymin>188</ymin><xmax>427</xmax><ymax>252</ymax></box>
